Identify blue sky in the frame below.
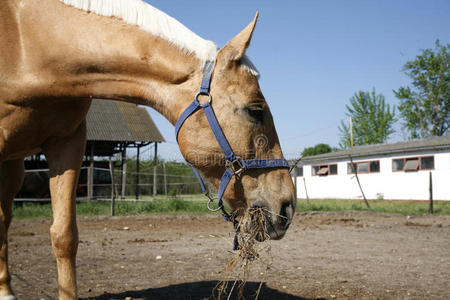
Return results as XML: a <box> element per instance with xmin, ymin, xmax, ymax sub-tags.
<box><xmin>141</xmin><ymin>0</ymin><xmax>450</xmax><ymax>161</ymax></box>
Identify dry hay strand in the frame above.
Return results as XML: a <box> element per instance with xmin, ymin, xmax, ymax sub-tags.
<box><xmin>214</xmin><ymin>207</ymin><xmax>275</xmax><ymax>300</ymax></box>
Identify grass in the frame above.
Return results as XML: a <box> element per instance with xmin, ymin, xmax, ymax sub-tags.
<box><xmin>12</xmin><ymin>197</ymin><xmax>450</xmax><ymax>219</ymax></box>
<box><xmin>13</xmin><ymin>198</ymin><xmax>211</xmax><ymax>220</ymax></box>
<box><xmin>297</xmin><ymin>198</ymin><xmax>450</xmax><ymax>215</ymax></box>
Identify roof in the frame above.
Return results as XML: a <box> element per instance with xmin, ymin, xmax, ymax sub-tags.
<box><xmin>294</xmin><ymin>135</ymin><xmax>450</xmax><ymax>165</ymax></box>
<box><xmin>86</xmin><ymin>99</ymin><xmax>165</xmax><ymax>143</ymax></box>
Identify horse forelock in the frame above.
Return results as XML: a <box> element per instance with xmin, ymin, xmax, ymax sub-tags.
<box><xmin>241</xmin><ymin>55</ymin><xmax>260</xmax><ymax>79</ymax></box>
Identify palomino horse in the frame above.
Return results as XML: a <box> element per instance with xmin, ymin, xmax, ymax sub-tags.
<box><xmin>0</xmin><ymin>0</ymin><xmax>296</xmax><ymax>299</ymax></box>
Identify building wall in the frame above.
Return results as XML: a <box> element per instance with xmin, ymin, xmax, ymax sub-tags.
<box><xmin>296</xmin><ymin>151</ymin><xmax>450</xmax><ymax>201</ymax></box>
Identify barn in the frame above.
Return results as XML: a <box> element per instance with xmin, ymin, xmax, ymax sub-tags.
<box><xmin>292</xmin><ymin>135</ymin><xmax>450</xmax><ymax>201</ymax></box>
<box><xmin>18</xmin><ymin>99</ymin><xmax>165</xmax><ymax>201</ymax></box>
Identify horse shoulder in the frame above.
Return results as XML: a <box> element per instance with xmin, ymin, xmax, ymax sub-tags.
<box><xmin>0</xmin><ymin>98</ymin><xmax>91</xmax><ymax>162</ymax></box>
<box><xmin>0</xmin><ymin>1</ymin><xmax>24</xmax><ymax>77</ymax></box>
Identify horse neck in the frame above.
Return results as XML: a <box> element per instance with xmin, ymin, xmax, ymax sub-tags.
<box><xmin>15</xmin><ymin>0</ymin><xmax>207</xmax><ymax>124</ymax></box>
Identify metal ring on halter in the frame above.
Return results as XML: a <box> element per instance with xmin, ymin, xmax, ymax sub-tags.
<box><xmin>195</xmin><ymin>92</ymin><xmax>212</xmax><ymax>107</ymax></box>
<box><xmin>206</xmin><ymin>196</ymin><xmax>223</xmax><ymax>212</ymax></box>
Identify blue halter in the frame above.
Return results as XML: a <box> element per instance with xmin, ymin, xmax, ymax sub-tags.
<box><xmin>175</xmin><ymin>60</ymin><xmax>289</xmax><ymax>225</ymax></box>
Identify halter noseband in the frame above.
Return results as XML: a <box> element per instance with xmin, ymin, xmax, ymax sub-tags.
<box><xmin>175</xmin><ymin>60</ymin><xmax>289</xmax><ymax>235</ymax></box>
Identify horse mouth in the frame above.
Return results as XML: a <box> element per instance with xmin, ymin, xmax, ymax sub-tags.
<box><xmin>239</xmin><ymin>206</ymin><xmax>291</xmax><ymax>242</ymax></box>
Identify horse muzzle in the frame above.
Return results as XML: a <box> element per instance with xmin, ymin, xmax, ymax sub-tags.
<box><xmin>244</xmin><ymin>199</ymin><xmax>295</xmax><ymax>241</ymax></box>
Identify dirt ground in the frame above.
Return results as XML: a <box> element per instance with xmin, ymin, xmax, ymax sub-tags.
<box><xmin>7</xmin><ymin>211</ymin><xmax>450</xmax><ymax>300</ymax></box>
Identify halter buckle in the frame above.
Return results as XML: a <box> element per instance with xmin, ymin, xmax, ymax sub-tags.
<box><xmin>226</xmin><ymin>157</ymin><xmax>246</xmax><ymax>175</ymax></box>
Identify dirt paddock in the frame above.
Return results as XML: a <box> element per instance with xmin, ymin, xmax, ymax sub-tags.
<box><xmin>7</xmin><ymin>211</ymin><xmax>450</xmax><ymax>299</ymax></box>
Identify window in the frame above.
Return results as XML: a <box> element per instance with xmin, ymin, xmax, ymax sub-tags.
<box><xmin>404</xmin><ymin>158</ymin><xmax>419</xmax><ymax>171</ymax></box>
<box><xmin>347</xmin><ymin>160</ymin><xmax>380</xmax><ymax>174</ymax></box>
<box><xmin>357</xmin><ymin>162</ymin><xmax>369</xmax><ymax>173</ymax></box>
<box><xmin>312</xmin><ymin>164</ymin><xmax>338</xmax><ymax>176</ymax></box>
<box><xmin>347</xmin><ymin>163</ymin><xmax>356</xmax><ymax>174</ymax></box>
<box><xmin>329</xmin><ymin>164</ymin><xmax>338</xmax><ymax>175</ymax></box>
<box><xmin>370</xmin><ymin>161</ymin><xmax>380</xmax><ymax>173</ymax></box>
<box><xmin>392</xmin><ymin>159</ymin><xmax>404</xmax><ymax>171</ymax></box>
<box><xmin>421</xmin><ymin>156</ymin><xmax>434</xmax><ymax>170</ymax></box>
<box><xmin>317</xmin><ymin>166</ymin><xmax>329</xmax><ymax>175</ymax></box>
<box><xmin>312</xmin><ymin>166</ymin><xmax>320</xmax><ymax>176</ymax></box>
<box><xmin>392</xmin><ymin>156</ymin><xmax>434</xmax><ymax>172</ymax></box>
<box><xmin>296</xmin><ymin>167</ymin><xmax>303</xmax><ymax>177</ymax></box>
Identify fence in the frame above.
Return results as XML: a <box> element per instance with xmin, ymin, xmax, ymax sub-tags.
<box><xmin>16</xmin><ymin>160</ymin><xmax>203</xmax><ymax>202</ymax></box>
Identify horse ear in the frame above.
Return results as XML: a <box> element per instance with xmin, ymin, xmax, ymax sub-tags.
<box><xmin>219</xmin><ymin>12</ymin><xmax>259</xmax><ymax>62</ymax></box>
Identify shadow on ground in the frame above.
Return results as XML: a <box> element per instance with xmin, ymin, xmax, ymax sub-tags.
<box><xmin>80</xmin><ymin>281</ymin><xmax>325</xmax><ymax>300</ymax></box>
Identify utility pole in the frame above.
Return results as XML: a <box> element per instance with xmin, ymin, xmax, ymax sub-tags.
<box><xmin>349</xmin><ymin>116</ymin><xmax>354</xmax><ymax>148</ymax></box>
<box><xmin>429</xmin><ymin>172</ymin><xmax>433</xmax><ymax>214</ymax></box>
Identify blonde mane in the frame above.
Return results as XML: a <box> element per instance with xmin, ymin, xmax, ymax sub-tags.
<box><xmin>60</xmin><ymin>0</ymin><xmax>218</xmax><ymax>62</ymax></box>
<box><xmin>60</xmin><ymin>0</ymin><xmax>259</xmax><ymax>76</ymax></box>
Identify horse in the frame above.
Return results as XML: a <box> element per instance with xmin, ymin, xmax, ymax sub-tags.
<box><xmin>0</xmin><ymin>0</ymin><xmax>296</xmax><ymax>299</ymax></box>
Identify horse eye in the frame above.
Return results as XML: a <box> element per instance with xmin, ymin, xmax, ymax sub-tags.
<box><xmin>244</xmin><ymin>104</ymin><xmax>264</xmax><ymax>122</ymax></box>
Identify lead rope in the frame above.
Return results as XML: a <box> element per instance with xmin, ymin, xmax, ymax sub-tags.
<box><xmin>194</xmin><ymin>169</ymin><xmax>240</xmax><ymax>250</ymax></box>
<box><xmin>289</xmin><ymin>157</ymin><xmax>302</xmax><ymax>174</ymax></box>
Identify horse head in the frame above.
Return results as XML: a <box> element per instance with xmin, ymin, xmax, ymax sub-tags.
<box><xmin>177</xmin><ymin>14</ymin><xmax>296</xmax><ymax>240</ymax></box>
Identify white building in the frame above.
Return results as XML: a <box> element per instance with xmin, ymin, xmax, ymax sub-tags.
<box><xmin>292</xmin><ymin>136</ymin><xmax>450</xmax><ymax>201</ymax></box>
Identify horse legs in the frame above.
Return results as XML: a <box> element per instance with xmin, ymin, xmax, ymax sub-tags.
<box><xmin>42</xmin><ymin>121</ymin><xmax>86</xmax><ymax>300</ymax></box>
<box><xmin>0</xmin><ymin>159</ymin><xmax>24</xmax><ymax>300</ymax></box>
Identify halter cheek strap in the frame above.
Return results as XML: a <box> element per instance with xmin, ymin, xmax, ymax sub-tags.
<box><xmin>175</xmin><ymin>60</ymin><xmax>289</xmax><ymax>242</ymax></box>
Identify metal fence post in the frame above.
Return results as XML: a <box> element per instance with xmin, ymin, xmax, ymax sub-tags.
<box><xmin>121</xmin><ymin>146</ymin><xmax>127</xmax><ymax>200</ymax></box>
<box><xmin>87</xmin><ymin>143</ymin><xmax>94</xmax><ymax>202</ymax></box>
<box><xmin>163</xmin><ymin>161</ymin><xmax>168</xmax><ymax>198</ymax></box>
<box><xmin>153</xmin><ymin>142</ymin><xmax>158</xmax><ymax>197</ymax></box>
<box><xmin>135</xmin><ymin>145</ymin><xmax>140</xmax><ymax>200</ymax></box>
<box><xmin>109</xmin><ymin>160</ymin><xmax>116</xmax><ymax>216</ymax></box>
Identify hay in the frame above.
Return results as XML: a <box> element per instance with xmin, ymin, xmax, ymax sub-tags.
<box><xmin>214</xmin><ymin>207</ymin><xmax>274</xmax><ymax>300</ymax></box>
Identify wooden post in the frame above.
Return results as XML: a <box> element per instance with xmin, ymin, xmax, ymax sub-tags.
<box><xmin>429</xmin><ymin>171</ymin><xmax>433</xmax><ymax>214</ymax></box>
<box><xmin>163</xmin><ymin>161</ymin><xmax>168</xmax><ymax>198</ymax></box>
<box><xmin>135</xmin><ymin>145</ymin><xmax>140</xmax><ymax>200</ymax></box>
<box><xmin>109</xmin><ymin>159</ymin><xmax>116</xmax><ymax>216</ymax></box>
<box><xmin>303</xmin><ymin>177</ymin><xmax>310</xmax><ymax>204</ymax></box>
<box><xmin>349</xmin><ymin>155</ymin><xmax>370</xmax><ymax>208</ymax></box>
<box><xmin>121</xmin><ymin>145</ymin><xmax>127</xmax><ymax>200</ymax></box>
<box><xmin>153</xmin><ymin>142</ymin><xmax>158</xmax><ymax>197</ymax></box>
<box><xmin>293</xmin><ymin>166</ymin><xmax>298</xmax><ymax>200</ymax></box>
<box><xmin>87</xmin><ymin>143</ymin><xmax>94</xmax><ymax>202</ymax></box>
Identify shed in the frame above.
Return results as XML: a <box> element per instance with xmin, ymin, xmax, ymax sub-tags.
<box><xmin>85</xmin><ymin>99</ymin><xmax>165</xmax><ymax>200</ymax></box>
<box><xmin>292</xmin><ymin>136</ymin><xmax>450</xmax><ymax>201</ymax></box>
<box><xmin>85</xmin><ymin>99</ymin><xmax>164</xmax><ymax>156</ymax></box>
<box><xmin>19</xmin><ymin>99</ymin><xmax>165</xmax><ymax>201</ymax></box>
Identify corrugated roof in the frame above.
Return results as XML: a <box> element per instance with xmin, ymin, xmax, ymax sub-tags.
<box><xmin>293</xmin><ymin>135</ymin><xmax>450</xmax><ymax>165</ymax></box>
<box><xmin>86</xmin><ymin>99</ymin><xmax>165</xmax><ymax>143</ymax></box>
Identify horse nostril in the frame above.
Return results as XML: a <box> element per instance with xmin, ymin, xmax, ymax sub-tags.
<box><xmin>279</xmin><ymin>202</ymin><xmax>292</xmax><ymax>229</ymax></box>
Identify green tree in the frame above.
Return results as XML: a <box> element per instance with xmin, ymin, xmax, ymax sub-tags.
<box><xmin>394</xmin><ymin>40</ymin><xmax>449</xmax><ymax>138</ymax></box>
<box><xmin>339</xmin><ymin>89</ymin><xmax>396</xmax><ymax>149</ymax></box>
<box><xmin>301</xmin><ymin>143</ymin><xmax>332</xmax><ymax>157</ymax></box>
